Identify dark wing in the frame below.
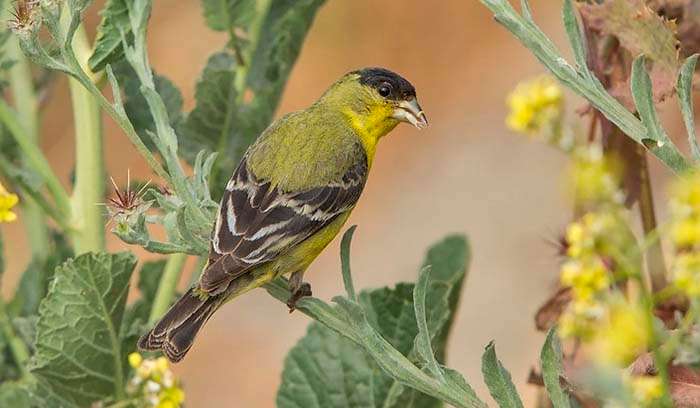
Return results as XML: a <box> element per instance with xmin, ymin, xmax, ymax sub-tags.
<box><xmin>200</xmin><ymin>153</ymin><xmax>368</xmax><ymax>294</ymax></box>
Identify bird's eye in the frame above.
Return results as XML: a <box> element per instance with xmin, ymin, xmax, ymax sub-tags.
<box><xmin>378</xmin><ymin>83</ymin><xmax>392</xmax><ymax>98</ymax></box>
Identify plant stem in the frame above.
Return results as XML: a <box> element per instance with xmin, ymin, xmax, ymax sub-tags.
<box><xmin>0</xmin><ymin>297</ymin><xmax>30</xmax><ymax>379</ymax></box>
<box><xmin>148</xmin><ymin>253</ymin><xmax>188</xmax><ymax>324</ymax></box>
<box><xmin>61</xmin><ymin>14</ymin><xmax>105</xmax><ymax>254</ymax></box>
<box><xmin>638</xmin><ymin>151</ymin><xmax>666</xmax><ymax>292</ymax></box>
<box><xmin>7</xmin><ymin>33</ymin><xmax>50</xmax><ymax>258</ymax></box>
<box><xmin>0</xmin><ymin>100</ymin><xmax>71</xmax><ymax>220</ymax></box>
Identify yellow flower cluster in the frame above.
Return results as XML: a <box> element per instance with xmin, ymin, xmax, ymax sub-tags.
<box><xmin>558</xmin><ymin>209</ymin><xmax>639</xmax><ymax>341</ymax></box>
<box><xmin>559</xmin><ymin>214</ymin><xmax>614</xmax><ymax>340</ymax></box>
<box><xmin>569</xmin><ymin>147</ymin><xmax>623</xmax><ymax>207</ymax></box>
<box><xmin>670</xmin><ymin>171</ymin><xmax>700</xmax><ymax>296</ymax></box>
<box><xmin>127</xmin><ymin>352</ymin><xmax>185</xmax><ymax>408</ymax></box>
<box><xmin>0</xmin><ymin>182</ymin><xmax>19</xmax><ymax>223</ymax></box>
<box><xmin>506</xmin><ymin>76</ymin><xmax>563</xmax><ymax>136</ymax></box>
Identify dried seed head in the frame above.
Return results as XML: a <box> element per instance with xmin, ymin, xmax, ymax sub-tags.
<box><xmin>104</xmin><ymin>171</ymin><xmax>151</xmax><ymax>225</ymax></box>
<box><xmin>8</xmin><ymin>0</ymin><xmax>39</xmax><ymax>33</ymax></box>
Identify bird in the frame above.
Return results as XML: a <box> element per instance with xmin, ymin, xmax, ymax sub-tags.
<box><xmin>138</xmin><ymin>67</ymin><xmax>428</xmax><ymax>362</ymax></box>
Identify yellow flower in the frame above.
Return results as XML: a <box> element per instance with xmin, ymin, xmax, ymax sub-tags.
<box><xmin>593</xmin><ymin>300</ymin><xmax>650</xmax><ymax>366</ymax></box>
<box><xmin>560</xmin><ymin>259</ymin><xmax>610</xmax><ymax>301</ymax></box>
<box><xmin>506</xmin><ymin>76</ymin><xmax>563</xmax><ymax>136</ymax></box>
<box><xmin>673</xmin><ymin>252</ymin><xmax>700</xmax><ymax>296</ymax></box>
<box><xmin>128</xmin><ymin>352</ymin><xmax>143</xmax><ymax>368</ymax></box>
<box><xmin>0</xmin><ymin>182</ymin><xmax>19</xmax><ymax>223</ymax></box>
<box><xmin>630</xmin><ymin>376</ymin><xmax>663</xmax><ymax>406</ymax></box>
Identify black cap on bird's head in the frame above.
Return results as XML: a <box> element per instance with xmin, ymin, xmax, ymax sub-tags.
<box><xmin>355</xmin><ymin>68</ymin><xmax>416</xmax><ymax>101</ymax></box>
<box><xmin>352</xmin><ymin>67</ymin><xmax>428</xmax><ymax>129</ymax></box>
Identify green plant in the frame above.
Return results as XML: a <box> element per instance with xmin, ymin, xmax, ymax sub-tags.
<box><xmin>3</xmin><ymin>0</ymin><xmax>700</xmax><ymax>407</ymax></box>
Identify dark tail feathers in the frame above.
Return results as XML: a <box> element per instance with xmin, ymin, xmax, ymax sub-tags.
<box><xmin>138</xmin><ymin>288</ymin><xmax>219</xmax><ymax>362</ymax></box>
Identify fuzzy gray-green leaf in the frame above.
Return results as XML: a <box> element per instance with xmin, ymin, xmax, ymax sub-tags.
<box><xmin>117</xmin><ymin>64</ymin><xmax>184</xmax><ymax>153</ymax></box>
<box><xmin>482</xmin><ymin>342</ymin><xmax>524</xmax><ymax>408</ymax></box>
<box><xmin>631</xmin><ymin>56</ymin><xmax>666</xmax><ymax>144</ymax></box>
<box><xmin>31</xmin><ymin>252</ymin><xmax>137</xmax><ymax>407</ymax></box>
<box><xmin>562</xmin><ymin>0</ymin><xmax>587</xmax><ymax>73</ymax></box>
<box><xmin>540</xmin><ymin>329</ymin><xmax>571</xmax><ymax>408</ymax></box>
<box><xmin>414</xmin><ymin>266</ymin><xmax>443</xmax><ymax>379</ymax></box>
<box><xmin>340</xmin><ymin>226</ymin><xmax>357</xmax><ymax>301</ymax></box>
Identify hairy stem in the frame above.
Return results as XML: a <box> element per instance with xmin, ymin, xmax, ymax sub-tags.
<box><xmin>7</xmin><ymin>32</ymin><xmax>50</xmax><ymax>258</ymax></box>
<box><xmin>62</xmin><ymin>14</ymin><xmax>105</xmax><ymax>254</ymax></box>
<box><xmin>148</xmin><ymin>253</ymin><xmax>188</xmax><ymax>324</ymax></box>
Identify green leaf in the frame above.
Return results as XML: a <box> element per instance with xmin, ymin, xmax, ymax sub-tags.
<box><xmin>201</xmin><ymin>0</ymin><xmax>256</xmax><ymax>32</ymax></box>
<box><xmin>629</xmin><ymin>55</ymin><xmax>685</xmax><ymax>168</ymax></box>
<box><xmin>540</xmin><ymin>329</ymin><xmax>571</xmax><ymax>408</ymax></box>
<box><xmin>340</xmin><ymin>226</ymin><xmax>357</xmax><ymax>301</ymax></box>
<box><xmin>30</xmin><ymin>252</ymin><xmax>137</xmax><ymax>407</ymax></box>
<box><xmin>677</xmin><ymin>54</ymin><xmax>700</xmax><ymax>161</ymax></box>
<box><xmin>277</xmin><ymin>235</ymin><xmax>471</xmax><ymax>408</ymax></box>
<box><xmin>481</xmin><ymin>342</ymin><xmax>524</xmax><ymax>408</ymax></box>
<box><xmin>181</xmin><ymin>52</ymin><xmax>239</xmax><ymax>169</ymax></box>
<box><xmin>8</xmin><ymin>232</ymin><xmax>72</xmax><ymax>317</ymax></box>
<box><xmin>413</xmin><ymin>266</ymin><xmax>442</xmax><ymax>379</ymax></box>
<box><xmin>114</xmin><ymin>62</ymin><xmax>184</xmax><ymax>153</ymax></box>
<box><xmin>0</xmin><ymin>382</ymin><xmax>31</xmax><ymax>408</ymax></box>
<box><xmin>562</xmin><ymin>0</ymin><xmax>587</xmax><ymax>73</ymax></box>
<box><xmin>89</xmin><ymin>0</ymin><xmax>131</xmax><ymax>72</ymax></box>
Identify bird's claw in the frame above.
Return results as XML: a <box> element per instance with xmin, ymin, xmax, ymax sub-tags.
<box><xmin>287</xmin><ymin>282</ymin><xmax>312</xmax><ymax>313</ymax></box>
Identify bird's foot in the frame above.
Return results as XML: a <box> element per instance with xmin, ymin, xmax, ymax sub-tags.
<box><xmin>286</xmin><ymin>282</ymin><xmax>312</xmax><ymax>313</ymax></box>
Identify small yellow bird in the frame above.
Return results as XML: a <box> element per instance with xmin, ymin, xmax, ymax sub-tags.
<box><xmin>139</xmin><ymin>67</ymin><xmax>427</xmax><ymax>362</ymax></box>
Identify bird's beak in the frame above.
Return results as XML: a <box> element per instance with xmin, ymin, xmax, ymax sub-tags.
<box><xmin>392</xmin><ymin>98</ymin><xmax>428</xmax><ymax>129</ymax></box>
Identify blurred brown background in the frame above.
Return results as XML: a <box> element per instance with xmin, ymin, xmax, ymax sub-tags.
<box><xmin>1</xmin><ymin>0</ymin><xmax>686</xmax><ymax>406</ymax></box>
